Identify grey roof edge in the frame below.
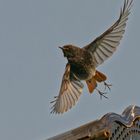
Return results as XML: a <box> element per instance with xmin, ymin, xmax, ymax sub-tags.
<box><xmin>46</xmin><ymin>105</ymin><xmax>140</xmax><ymax>140</ymax></box>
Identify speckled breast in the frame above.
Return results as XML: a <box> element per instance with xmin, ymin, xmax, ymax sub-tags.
<box><xmin>71</xmin><ymin>63</ymin><xmax>95</xmax><ymax>80</ymax></box>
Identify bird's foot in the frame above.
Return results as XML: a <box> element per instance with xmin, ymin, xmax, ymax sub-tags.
<box><xmin>96</xmin><ymin>88</ymin><xmax>108</xmax><ymax>99</ymax></box>
<box><xmin>104</xmin><ymin>82</ymin><xmax>112</xmax><ymax>91</ymax></box>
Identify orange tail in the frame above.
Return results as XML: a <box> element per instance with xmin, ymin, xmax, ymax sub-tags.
<box><xmin>86</xmin><ymin>70</ymin><xmax>107</xmax><ymax>94</ymax></box>
<box><xmin>86</xmin><ymin>70</ymin><xmax>107</xmax><ymax>93</ymax></box>
<box><xmin>86</xmin><ymin>77</ymin><xmax>97</xmax><ymax>93</ymax></box>
<box><xmin>94</xmin><ymin>70</ymin><xmax>107</xmax><ymax>82</ymax></box>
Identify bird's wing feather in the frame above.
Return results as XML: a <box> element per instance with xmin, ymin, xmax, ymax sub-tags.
<box><xmin>84</xmin><ymin>0</ymin><xmax>133</xmax><ymax>67</ymax></box>
<box><xmin>51</xmin><ymin>63</ymin><xmax>84</xmax><ymax>114</ymax></box>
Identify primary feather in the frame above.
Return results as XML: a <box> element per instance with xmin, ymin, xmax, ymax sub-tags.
<box><xmin>84</xmin><ymin>0</ymin><xmax>133</xmax><ymax>67</ymax></box>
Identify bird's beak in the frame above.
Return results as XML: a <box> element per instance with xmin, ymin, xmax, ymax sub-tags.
<box><xmin>59</xmin><ymin>46</ymin><xmax>66</xmax><ymax>57</ymax></box>
<box><xmin>59</xmin><ymin>46</ymin><xmax>63</xmax><ymax>50</ymax></box>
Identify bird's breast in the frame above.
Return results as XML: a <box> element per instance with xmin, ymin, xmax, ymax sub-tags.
<box><xmin>71</xmin><ymin>63</ymin><xmax>95</xmax><ymax>81</ymax></box>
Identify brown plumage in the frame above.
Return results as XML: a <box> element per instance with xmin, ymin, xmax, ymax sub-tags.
<box><xmin>51</xmin><ymin>0</ymin><xmax>133</xmax><ymax>114</ymax></box>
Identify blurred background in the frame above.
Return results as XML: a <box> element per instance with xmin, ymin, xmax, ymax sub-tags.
<box><xmin>0</xmin><ymin>0</ymin><xmax>139</xmax><ymax>140</ymax></box>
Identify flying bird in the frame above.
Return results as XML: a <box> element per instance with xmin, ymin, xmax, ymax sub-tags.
<box><xmin>51</xmin><ymin>0</ymin><xmax>133</xmax><ymax>114</ymax></box>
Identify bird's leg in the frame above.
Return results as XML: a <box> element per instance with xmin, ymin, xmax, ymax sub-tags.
<box><xmin>104</xmin><ymin>82</ymin><xmax>112</xmax><ymax>91</ymax></box>
<box><xmin>96</xmin><ymin>88</ymin><xmax>108</xmax><ymax>99</ymax></box>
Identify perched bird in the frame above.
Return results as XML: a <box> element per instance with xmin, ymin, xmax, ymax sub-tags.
<box><xmin>51</xmin><ymin>0</ymin><xmax>133</xmax><ymax>114</ymax></box>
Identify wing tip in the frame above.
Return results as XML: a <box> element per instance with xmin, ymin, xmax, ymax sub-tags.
<box><xmin>50</xmin><ymin>85</ymin><xmax>83</xmax><ymax>115</ymax></box>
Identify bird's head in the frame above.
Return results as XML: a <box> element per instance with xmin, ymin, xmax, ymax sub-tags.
<box><xmin>59</xmin><ymin>45</ymin><xmax>77</xmax><ymax>58</ymax></box>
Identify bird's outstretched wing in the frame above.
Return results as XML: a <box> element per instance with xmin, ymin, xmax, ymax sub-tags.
<box><xmin>51</xmin><ymin>64</ymin><xmax>84</xmax><ymax>114</ymax></box>
<box><xmin>84</xmin><ymin>0</ymin><xmax>133</xmax><ymax>67</ymax></box>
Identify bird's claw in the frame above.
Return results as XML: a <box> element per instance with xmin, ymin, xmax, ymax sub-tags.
<box><xmin>104</xmin><ymin>82</ymin><xmax>112</xmax><ymax>91</ymax></box>
<box><xmin>96</xmin><ymin>89</ymin><xmax>108</xmax><ymax>99</ymax></box>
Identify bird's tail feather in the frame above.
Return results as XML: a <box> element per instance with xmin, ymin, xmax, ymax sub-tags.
<box><xmin>94</xmin><ymin>70</ymin><xmax>107</xmax><ymax>82</ymax></box>
<box><xmin>86</xmin><ymin>77</ymin><xmax>97</xmax><ymax>93</ymax></box>
<box><xmin>86</xmin><ymin>70</ymin><xmax>107</xmax><ymax>93</ymax></box>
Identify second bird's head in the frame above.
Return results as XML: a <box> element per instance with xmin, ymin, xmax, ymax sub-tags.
<box><xmin>59</xmin><ymin>45</ymin><xmax>78</xmax><ymax>58</ymax></box>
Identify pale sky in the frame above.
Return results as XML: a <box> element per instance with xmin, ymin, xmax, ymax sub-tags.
<box><xmin>0</xmin><ymin>0</ymin><xmax>139</xmax><ymax>140</ymax></box>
